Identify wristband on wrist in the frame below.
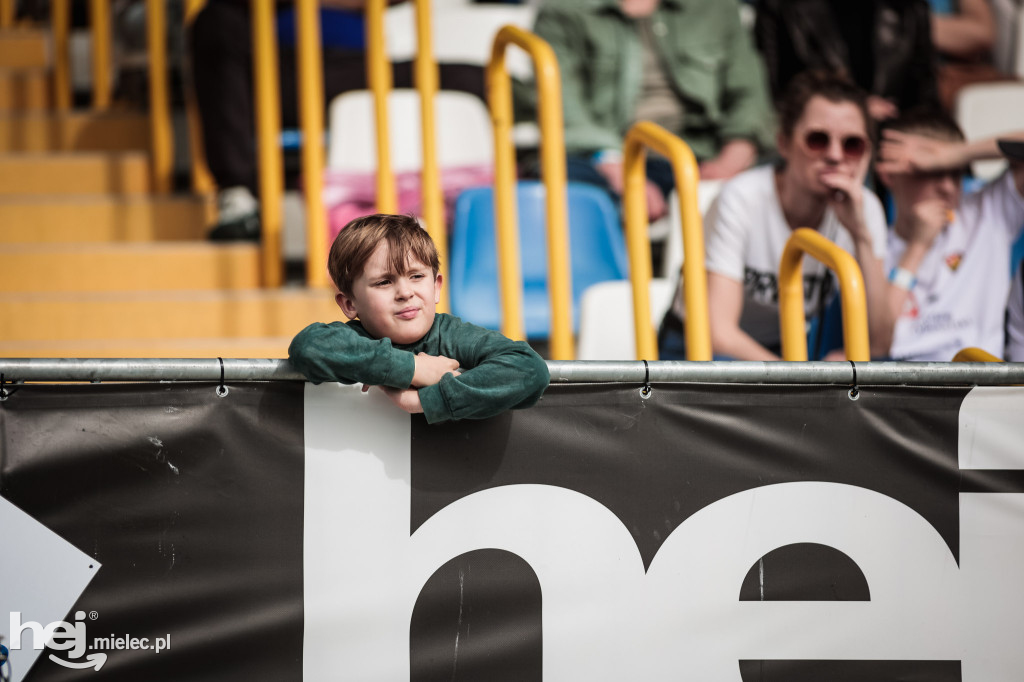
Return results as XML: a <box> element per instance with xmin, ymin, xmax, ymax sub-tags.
<box><xmin>888</xmin><ymin>266</ymin><xmax>917</xmax><ymax>291</ymax></box>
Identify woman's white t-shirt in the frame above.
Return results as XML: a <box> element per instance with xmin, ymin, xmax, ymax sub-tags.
<box><xmin>700</xmin><ymin>164</ymin><xmax>888</xmax><ymax>349</ymax></box>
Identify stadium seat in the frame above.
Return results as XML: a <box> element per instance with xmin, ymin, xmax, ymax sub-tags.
<box><xmin>449</xmin><ymin>181</ymin><xmax>629</xmax><ymax>338</ymax></box>
<box><xmin>660</xmin><ymin>179</ymin><xmax>724</xmax><ymax>279</ymax></box>
<box><xmin>383</xmin><ymin>2</ymin><xmax>536</xmax><ymax>80</ymax></box>
<box><xmin>324</xmin><ymin>88</ymin><xmax>494</xmax><ymax>239</ymax></box>
<box><xmin>576</xmin><ymin>278</ymin><xmax>676</xmax><ymax>360</ymax></box>
<box><xmin>326</xmin><ymin>88</ymin><xmax>492</xmax><ymax>173</ymax></box>
<box><xmin>954</xmin><ymin>81</ymin><xmax>1024</xmax><ymax>181</ymax></box>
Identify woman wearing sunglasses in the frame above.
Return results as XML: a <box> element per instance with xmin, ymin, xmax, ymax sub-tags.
<box><xmin>659</xmin><ymin>70</ymin><xmax>893</xmax><ymax>360</ymax></box>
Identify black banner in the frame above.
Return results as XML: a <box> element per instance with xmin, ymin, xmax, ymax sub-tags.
<box><xmin>3</xmin><ymin>380</ymin><xmax>1023</xmax><ymax>680</ymax></box>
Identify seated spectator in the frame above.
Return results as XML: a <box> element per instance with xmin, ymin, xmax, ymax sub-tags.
<box><xmin>658</xmin><ymin>71</ymin><xmax>892</xmax><ymax>360</ymax></box>
<box><xmin>878</xmin><ymin>123</ymin><xmax>1024</xmax><ymax>360</ymax></box>
<box><xmin>755</xmin><ymin>0</ymin><xmax>941</xmax><ymax>121</ymax></box>
<box><xmin>530</xmin><ymin>0</ymin><xmax>774</xmax><ymax>221</ymax></box>
<box><xmin>929</xmin><ymin>0</ymin><xmax>1007</xmax><ymax>111</ymax></box>
<box><xmin>190</xmin><ymin>0</ymin><xmax>486</xmax><ymax>241</ymax></box>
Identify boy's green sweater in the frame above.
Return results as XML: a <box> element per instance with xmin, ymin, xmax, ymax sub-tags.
<box><xmin>288</xmin><ymin>313</ymin><xmax>550</xmax><ymax>424</ymax></box>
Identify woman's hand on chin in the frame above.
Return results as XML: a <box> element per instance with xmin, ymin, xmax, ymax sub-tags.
<box><xmin>821</xmin><ymin>170</ymin><xmax>868</xmax><ymax>238</ymax></box>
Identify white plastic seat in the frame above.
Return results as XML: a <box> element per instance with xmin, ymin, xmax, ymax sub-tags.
<box><xmin>576</xmin><ymin>278</ymin><xmax>676</xmax><ymax>360</ymax></box>
<box><xmin>954</xmin><ymin>81</ymin><xmax>1024</xmax><ymax>181</ymax></box>
<box><xmin>327</xmin><ymin>88</ymin><xmax>493</xmax><ymax>173</ymax></box>
<box><xmin>383</xmin><ymin>3</ymin><xmax>536</xmax><ymax>80</ymax></box>
<box><xmin>660</xmin><ymin>179</ymin><xmax>724</xmax><ymax>279</ymax></box>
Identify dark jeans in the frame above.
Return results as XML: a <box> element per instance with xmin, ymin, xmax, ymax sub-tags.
<box><xmin>564</xmin><ymin>154</ymin><xmax>677</xmax><ymax>205</ymax></box>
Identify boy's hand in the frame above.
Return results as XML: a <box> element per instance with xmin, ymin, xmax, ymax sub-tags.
<box><xmin>877</xmin><ymin>130</ymin><xmax>965</xmax><ymax>175</ymax></box>
<box><xmin>412</xmin><ymin>352</ymin><xmax>460</xmax><ymax>387</ymax></box>
<box><xmin>905</xmin><ymin>198</ymin><xmax>950</xmax><ymax>247</ymax></box>
<box><xmin>375</xmin><ymin>386</ymin><xmax>424</xmax><ymax>414</ymax></box>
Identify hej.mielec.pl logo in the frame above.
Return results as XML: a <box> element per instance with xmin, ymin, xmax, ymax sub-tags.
<box><xmin>7</xmin><ymin>610</ymin><xmax>171</xmax><ymax>673</ymax></box>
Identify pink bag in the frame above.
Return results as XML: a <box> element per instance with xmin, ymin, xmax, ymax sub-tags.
<box><xmin>322</xmin><ymin>164</ymin><xmax>494</xmax><ymax>246</ymax></box>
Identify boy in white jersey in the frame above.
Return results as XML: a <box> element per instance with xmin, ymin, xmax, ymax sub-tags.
<box><xmin>877</xmin><ymin>113</ymin><xmax>1024</xmax><ymax>360</ymax></box>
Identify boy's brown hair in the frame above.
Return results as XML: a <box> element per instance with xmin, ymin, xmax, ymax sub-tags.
<box><xmin>882</xmin><ymin>107</ymin><xmax>965</xmax><ymax>144</ymax></box>
<box><xmin>327</xmin><ymin>214</ymin><xmax>440</xmax><ymax>295</ymax></box>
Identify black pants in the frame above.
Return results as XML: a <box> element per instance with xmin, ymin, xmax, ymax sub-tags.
<box><xmin>190</xmin><ymin>0</ymin><xmax>487</xmax><ymax>194</ymax></box>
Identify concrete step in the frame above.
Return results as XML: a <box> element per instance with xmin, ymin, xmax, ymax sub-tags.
<box><xmin>0</xmin><ymin>288</ymin><xmax>339</xmax><ymax>342</ymax></box>
<box><xmin>0</xmin><ymin>151</ymin><xmax>150</xmax><ymax>194</ymax></box>
<box><xmin>0</xmin><ymin>67</ymin><xmax>50</xmax><ymax>111</ymax></box>
<box><xmin>0</xmin><ymin>336</ymin><xmax>297</xmax><ymax>359</ymax></box>
<box><xmin>0</xmin><ymin>194</ymin><xmax>215</xmax><ymax>242</ymax></box>
<box><xmin>0</xmin><ymin>30</ymin><xmax>48</xmax><ymax>69</ymax></box>
<box><xmin>0</xmin><ymin>111</ymin><xmax>149</xmax><ymax>152</ymax></box>
<box><xmin>0</xmin><ymin>242</ymin><xmax>261</xmax><ymax>293</ymax></box>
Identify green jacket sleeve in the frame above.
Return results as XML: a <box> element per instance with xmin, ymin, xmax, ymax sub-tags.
<box><xmin>711</xmin><ymin>2</ymin><xmax>774</xmax><ymax>150</ymax></box>
<box><xmin>287</xmin><ymin>321</ymin><xmax>417</xmax><ymax>388</ymax></box>
<box><xmin>417</xmin><ymin>318</ymin><xmax>550</xmax><ymax>424</ymax></box>
<box><xmin>533</xmin><ymin>6</ymin><xmax>625</xmax><ymax>154</ymax></box>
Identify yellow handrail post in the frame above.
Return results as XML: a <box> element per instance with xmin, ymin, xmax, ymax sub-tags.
<box><xmin>251</xmin><ymin>0</ymin><xmax>285</xmax><ymax>287</ymax></box>
<box><xmin>953</xmin><ymin>347</ymin><xmax>1004</xmax><ymax>362</ymax></box>
<box><xmin>363</xmin><ymin>0</ymin><xmax>448</xmax><ymax>310</ymax></box>
<box><xmin>146</xmin><ymin>0</ymin><xmax>174</xmax><ymax>193</ymax></box>
<box><xmin>365</xmin><ymin>0</ymin><xmax>397</xmax><ymax>212</ymax></box>
<box><xmin>0</xmin><ymin>0</ymin><xmax>13</xmax><ymax>29</ymax></box>
<box><xmin>183</xmin><ymin>0</ymin><xmax>216</xmax><ymax>199</ymax></box>
<box><xmin>413</xmin><ymin>0</ymin><xmax>448</xmax><ymax>312</ymax></box>
<box><xmin>778</xmin><ymin>227</ymin><xmax>870</xmax><ymax>361</ymax></box>
<box><xmin>488</xmin><ymin>26</ymin><xmax>573</xmax><ymax>359</ymax></box>
<box><xmin>622</xmin><ymin>121</ymin><xmax>710</xmax><ymax>361</ymax></box>
<box><xmin>52</xmin><ymin>0</ymin><xmax>72</xmax><ymax>111</ymax></box>
<box><xmin>295</xmin><ymin>0</ymin><xmax>328</xmax><ymax>288</ymax></box>
<box><xmin>89</xmin><ymin>0</ymin><xmax>112</xmax><ymax>110</ymax></box>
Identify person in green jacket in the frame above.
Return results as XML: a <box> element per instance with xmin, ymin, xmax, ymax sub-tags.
<box><xmin>288</xmin><ymin>214</ymin><xmax>550</xmax><ymax>423</ymax></box>
<box><xmin>532</xmin><ymin>0</ymin><xmax>774</xmax><ymax>220</ymax></box>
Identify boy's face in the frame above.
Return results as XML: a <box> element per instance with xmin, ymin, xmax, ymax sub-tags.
<box><xmin>335</xmin><ymin>242</ymin><xmax>442</xmax><ymax>345</ymax></box>
<box><xmin>887</xmin><ymin>168</ymin><xmax>962</xmax><ymax>214</ymax></box>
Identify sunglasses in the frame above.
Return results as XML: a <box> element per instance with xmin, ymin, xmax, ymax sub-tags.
<box><xmin>803</xmin><ymin>130</ymin><xmax>869</xmax><ymax>160</ymax></box>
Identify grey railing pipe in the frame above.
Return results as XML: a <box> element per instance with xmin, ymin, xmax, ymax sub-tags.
<box><xmin>2</xmin><ymin>359</ymin><xmax>1024</xmax><ymax>386</ymax></box>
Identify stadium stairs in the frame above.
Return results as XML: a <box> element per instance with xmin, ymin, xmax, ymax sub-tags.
<box><xmin>0</xmin><ymin>24</ymin><xmax>338</xmax><ymax>359</ymax></box>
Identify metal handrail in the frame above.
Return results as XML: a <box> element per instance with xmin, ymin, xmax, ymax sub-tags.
<box><xmin>487</xmin><ymin>25</ymin><xmax>573</xmax><ymax>359</ymax></box>
<box><xmin>146</xmin><ymin>0</ymin><xmax>173</xmax><ymax>192</ymax></box>
<box><xmin>953</xmin><ymin>347</ymin><xmax>1003</xmax><ymax>362</ymax></box>
<box><xmin>622</xmin><ymin>121</ymin><xmax>710</xmax><ymax>361</ymax></box>
<box><xmin>89</xmin><ymin>0</ymin><xmax>111</xmax><ymax>110</ymax></box>
<box><xmin>51</xmin><ymin>0</ymin><xmax>71</xmax><ymax>111</ymax></box>
<box><xmin>184</xmin><ymin>0</ymin><xmax>216</xmax><ymax>197</ymax></box>
<box><xmin>4</xmin><ymin>358</ymin><xmax>1024</xmax><ymax>386</ymax></box>
<box><xmin>0</xmin><ymin>0</ymin><xmax>13</xmax><ymax>28</ymax></box>
<box><xmin>251</xmin><ymin>0</ymin><xmax>285</xmax><ymax>287</ymax></box>
<box><xmin>364</xmin><ymin>0</ymin><xmax>448</xmax><ymax>311</ymax></box>
<box><xmin>778</xmin><ymin>228</ymin><xmax>870</xmax><ymax>361</ymax></box>
<box><xmin>295</xmin><ymin>0</ymin><xmax>329</xmax><ymax>288</ymax></box>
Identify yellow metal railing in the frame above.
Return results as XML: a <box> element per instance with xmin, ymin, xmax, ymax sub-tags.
<box><xmin>295</xmin><ymin>0</ymin><xmax>328</xmax><ymax>288</ymax></box>
<box><xmin>89</xmin><ymin>0</ymin><xmax>111</xmax><ymax>110</ymax></box>
<box><xmin>365</xmin><ymin>0</ymin><xmax>447</xmax><ymax>310</ymax></box>
<box><xmin>953</xmin><ymin>347</ymin><xmax>1003</xmax><ymax>362</ymax></box>
<box><xmin>622</xmin><ymin>121</ymin><xmax>710</xmax><ymax>361</ymax></box>
<box><xmin>488</xmin><ymin>26</ymin><xmax>573</xmax><ymax>359</ymax></box>
<box><xmin>0</xmin><ymin>0</ymin><xmax>13</xmax><ymax>28</ymax></box>
<box><xmin>52</xmin><ymin>0</ymin><xmax>71</xmax><ymax>111</ymax></box>
<box><xmin>778</xmin><ymin>228</ymin><xmax>870</xmax><ymax>361</ymax></box>
<box><xmin>250</xmin><ymin>0</ymin><xmax>285</xmax><ymax>287</ymax></box>
<box><xmin>146</xmin><ymin>0</ymin><xmax>173</xmax><ymax>193</ymax></box>
<box><xmin>184</xmin><ymin>0</ymin><xmax>216</xmax><ymax>198</ymax></box>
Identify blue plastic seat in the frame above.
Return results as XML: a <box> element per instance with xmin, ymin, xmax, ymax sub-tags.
<box><xmin>449</xmin><ymin>181</ymin><xmax>629</xmax><ymax>338</ymax></box>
